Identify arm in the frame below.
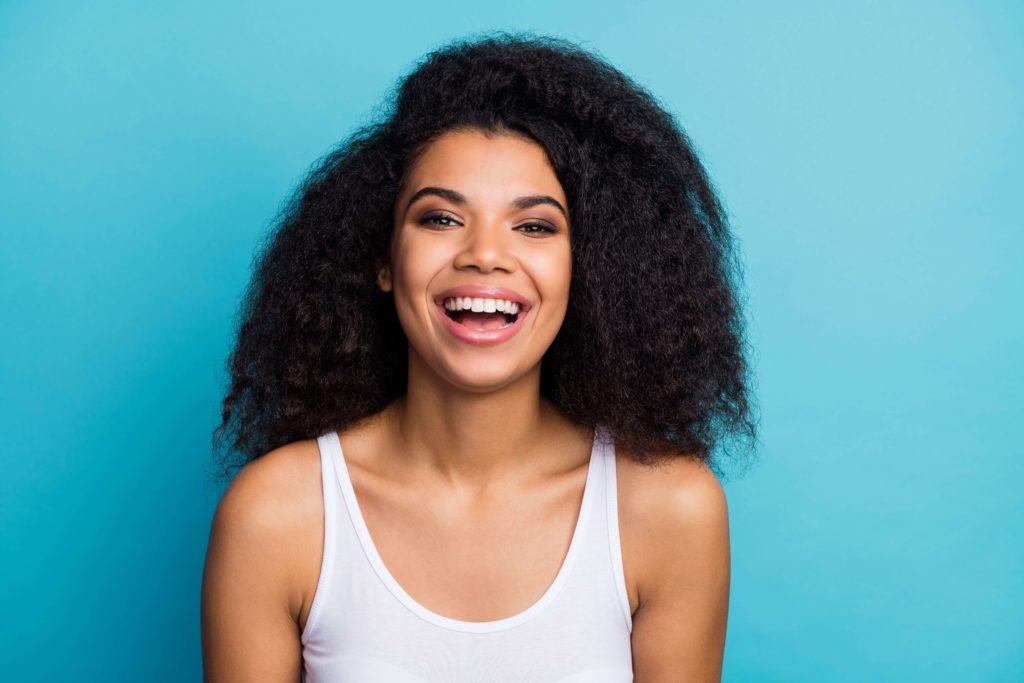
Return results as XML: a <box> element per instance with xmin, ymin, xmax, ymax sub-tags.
<box><xmin>201</xmin><ymin>450</ymin><xmax>310</xmax><ymax>682</ymax></box>
<box><xmin>630</xmin><ymin>459</ymin><xmax>731</xmax><ymax>682</ymax></box>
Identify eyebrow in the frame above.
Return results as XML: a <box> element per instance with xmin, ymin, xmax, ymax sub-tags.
<box><xmin>404</xmin><ymin>186</ymin><xmax>567</xmax><ymax>218</ymax></box>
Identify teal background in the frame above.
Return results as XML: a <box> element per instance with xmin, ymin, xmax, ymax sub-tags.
<box><xmin>1</xmin><ymin>1</ymin><xmax>1021</xmax><ymax>680</ymax></box>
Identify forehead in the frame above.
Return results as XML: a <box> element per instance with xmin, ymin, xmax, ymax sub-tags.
<box><xmin>400</xmin><ymin>129</ymin><xmax>566</xmax><ymax>205</ymax></box>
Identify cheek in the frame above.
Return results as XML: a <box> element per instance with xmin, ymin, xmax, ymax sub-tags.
<box><xmin>391</xmin><ymin>235</ymin><xmax>437</xmax><ymax>288</ymax></box>
<box><xmin>536</xmin><ymin>248</ymin><xmax>573</xmax><ymax>307</ymax></box>
<box><xmin>389</xmin><ymin>237</ymin><xmax>447</xmax><ymax>320</ymax></box>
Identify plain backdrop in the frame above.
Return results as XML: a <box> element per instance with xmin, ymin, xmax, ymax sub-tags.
<box><xmin>1</xmin><ymin>1</ymin><xmax>1021</xmax><ymax>680</ymax></box>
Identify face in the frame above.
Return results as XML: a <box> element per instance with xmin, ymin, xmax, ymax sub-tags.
<box><xmin>380</xmin><ymin>128</ymin><xmax>572</xmax><ymax>393</ymax></box>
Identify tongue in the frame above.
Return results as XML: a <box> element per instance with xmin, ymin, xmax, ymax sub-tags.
<box><xmin>457</xmin><ymin>311</ymin><xmax>508</xmax><ymax>330</ymax></box>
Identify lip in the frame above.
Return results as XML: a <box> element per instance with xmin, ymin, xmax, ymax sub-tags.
<box><xmin>433</xmin><ymin>285</ymin><xmax>533</xmax><ymax>347</ymax></box>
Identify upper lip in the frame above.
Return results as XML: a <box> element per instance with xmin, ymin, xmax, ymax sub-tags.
<box><xmin>434</xmin><ymin>285</ymin><xmax>533</xmax><ymax>312</ymax></box>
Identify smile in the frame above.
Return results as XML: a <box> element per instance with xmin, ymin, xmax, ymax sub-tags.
<box><xmin>434</xmin><ymin>299</ymin><xmax>529</xmax><ymax>346</ymax></box>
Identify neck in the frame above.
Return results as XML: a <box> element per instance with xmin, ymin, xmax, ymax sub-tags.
<box><xmin>385</xmin><ymin>350</ymin><xmax>561</xmax><ymax>490</ymax></box>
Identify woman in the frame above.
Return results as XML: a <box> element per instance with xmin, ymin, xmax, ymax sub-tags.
<box><xmin>202</xmin><ymin>32</ymin><xmax>756</xmax><ymax>682</ymax></box>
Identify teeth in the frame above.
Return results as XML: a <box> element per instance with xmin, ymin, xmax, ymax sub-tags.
<box><xmin>443</xmin><ymin>297</ymin><xmax>521</xmax><ymax>315</ymax></box>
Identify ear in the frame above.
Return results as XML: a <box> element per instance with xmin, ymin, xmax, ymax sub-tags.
<box><xmin>376</xmin><ymin>262</ymin><xmax>393</xmax><ymax>293</ymax></box>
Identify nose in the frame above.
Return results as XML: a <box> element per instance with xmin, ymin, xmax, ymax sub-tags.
<box><xmin>452</xmin><ymin>220</ymin><xmax>516</xmax><ymax>274</ymax></box>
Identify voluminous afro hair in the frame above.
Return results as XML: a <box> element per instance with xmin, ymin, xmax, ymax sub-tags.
<box><xmin>213</xmin><ymin>30</ymin><xmax>758</xmax><ymax>481</ymax></box>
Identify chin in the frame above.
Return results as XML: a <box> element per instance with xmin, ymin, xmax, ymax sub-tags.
<box><xmin>438</xmin><ymin>358</ymin><xmax>536</xmax><ymax>393</ymax></box>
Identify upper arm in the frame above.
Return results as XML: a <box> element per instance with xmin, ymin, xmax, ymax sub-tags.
<box><xmin>201</xmin><ymin>447</ymin><xmax>313</xmax><ymax>683</ymax></box>
<box><xmin>629</xmin><ymin>459</ymin><xmax>731</xmax><ymax>683</ymax></box>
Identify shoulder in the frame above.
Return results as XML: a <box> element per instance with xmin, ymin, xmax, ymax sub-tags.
<box><xmin>617</xmin><ymin>449</ymin><xmax>728</xmax><ymax>542</ymax></box>
<box><xmin>214</xmin><ymin>438</ymin><xmax>323</xmax><ymax>535</ymax></box>
<box><xmin>616</xmin><ymin>448</ymin><xmax>729</xmax><ymax>605</ymax></box>
<box><xmin>616</xmin><ymin>448</ymin><xmax>731</xmax><ymax>679</ymax></box>
<box><xmin>201</xmin><ymin>440</ymin><xmax>324</xmax><ymax>676</ymax></box>
<box><xmin>206</xmin><ymin>438</ymin><xmax>324</xmax><ymax>616</ymax></box>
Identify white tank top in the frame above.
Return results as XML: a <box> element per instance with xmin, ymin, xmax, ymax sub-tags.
<box><xmin>301</xmin><ymin>423</ymin><xmax>634</xmax><ymax>682</ymax></box>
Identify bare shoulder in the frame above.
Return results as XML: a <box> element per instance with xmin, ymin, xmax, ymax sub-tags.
<box><xmin>218</xmin><ymin>436</ymin><xmax>325</xmax><ymax>610</ymax></box>
<box><xmin>229</xmin><ymin>438</ymin><xmax>323</xmax><ymax>503</ymax></box>
<box><xmin>617</xmin><ymin>449</ymin><xmax>728</xmax><ymax>534</ymax></box>
<box><xmin>616</xmin><ymin>447</ymin><xmax>730</xmax><ymax>682</ymax></box>
<box><xmin>202</xmin><ymin>438</ymin><xmax>325</xmax><ymax>680</ymax></box>
<box><xmin>617</xmin><ymin>448</ymin><xmax>728</xmax><ymax>570</ymax></box>
<box><xmin>212</xmin><ymin>438</ymin><xmax>323</xmax><ymax>557</ymax></box>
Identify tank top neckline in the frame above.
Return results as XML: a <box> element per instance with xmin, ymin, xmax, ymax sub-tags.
<box><xmin>328</xmin><ymin>426</ymin><xmax>603</xmax><ymax>634</ymax></box>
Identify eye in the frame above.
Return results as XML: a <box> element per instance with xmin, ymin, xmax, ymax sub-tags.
<box><xmin>417</xmin><ymin>213</ymin><xmax>558</xmax><ymax>235</ymax></box>
<box><xmin>417</xmin><ymin>212</ymin><xmax>461</xmax><ymax>229</ymax></box>
<box><xmin>516</xmin><ymin>222</ymin><xmax>558</xmax><ymax>236</ymax></box>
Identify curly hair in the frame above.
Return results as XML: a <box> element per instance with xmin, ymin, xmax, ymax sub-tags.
<box><xmin>212</xmin><ymin>30</ymin><xmax>758</xmax><ymax>482</ymax></box>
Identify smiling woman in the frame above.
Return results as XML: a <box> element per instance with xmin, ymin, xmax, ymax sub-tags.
<box><xmin>202</xmin><ymin>30</ymin><xmax>757</xmax><ymax>683</ymax></box>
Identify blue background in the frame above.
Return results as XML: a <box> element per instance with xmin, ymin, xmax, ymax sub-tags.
<box><xmin>1</xmin><ymin>1</ymin><xmax>1021</xmax><ymax>680</ymax></box>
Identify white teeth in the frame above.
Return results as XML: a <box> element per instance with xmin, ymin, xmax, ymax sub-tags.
<box><xmin>443</xmin><ymin>297</ymin><xmax>522</xmax><ymax>316</ymax></box>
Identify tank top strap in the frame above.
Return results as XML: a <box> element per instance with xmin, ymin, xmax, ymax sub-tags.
<box><xmin>302</xmin><ymin>430</ymin><xmax>344</xmax><ymax>640</ymax></box>
<box><xmin>598</xmin><ymin>423</ymin><xmax>634</xmax><ymax>633</ymax></box>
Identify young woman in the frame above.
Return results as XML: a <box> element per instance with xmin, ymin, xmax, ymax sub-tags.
<box><xmin>202</xmin><ymin>32</ymin><xmax>757</xmax><ymax>683</ymax></box>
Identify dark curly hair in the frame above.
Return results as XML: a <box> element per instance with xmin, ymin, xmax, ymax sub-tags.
<box><xmin>212</xmin><ymin>30</ymin><xmax>759</xmax><ymax>483</ymax></box>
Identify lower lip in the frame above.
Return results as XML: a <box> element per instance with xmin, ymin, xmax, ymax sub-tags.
<box><xmin>435</xmin><ymin>302</ymin><xmax>529</xmax><ymax>346</ymax></box>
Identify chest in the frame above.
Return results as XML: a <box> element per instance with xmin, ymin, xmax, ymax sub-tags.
<box><xmin>353</xmin><ymin>468</ymin><xmax>593</xmax><ymax>622</ymax></box>
<box><xmin>297</xmin><ymin>451</ymin><xmax>643</xmax><ymax>631</ymax></box>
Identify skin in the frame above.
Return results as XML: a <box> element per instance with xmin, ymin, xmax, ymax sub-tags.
<box><xmin>201</xmin><ymin>129</ymin><xmax>731</xmax><ymax>682</ymax></box>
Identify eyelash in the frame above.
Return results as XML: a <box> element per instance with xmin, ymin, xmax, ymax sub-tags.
<box><xmin>418</xmin><ymin>212</ymin><xmax>557</xmax><ymax>235</ymax></box>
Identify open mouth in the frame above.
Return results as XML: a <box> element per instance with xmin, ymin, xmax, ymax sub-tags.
<box><xmin>443</xmin><ymin>307</ymin><xmax>520</xmax><ymax>330</ymax></box>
